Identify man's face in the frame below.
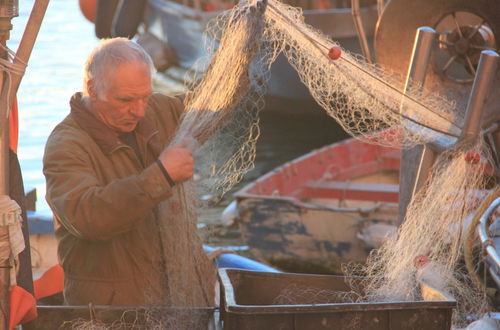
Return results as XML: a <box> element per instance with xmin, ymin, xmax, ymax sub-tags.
<box><xmin>90</xmin><ymin>62</ymin><xmax>153</xmax><ymax>133</ymax></box>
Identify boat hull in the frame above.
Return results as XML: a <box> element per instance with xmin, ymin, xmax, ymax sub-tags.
<box><xmin>146</xmin><ymin>0</ymin><xmax>218</xmax><ymax>71</ymax></box>
<box><xmin>237</xmin><ymin>197</ymin><xmax>398</xmax><ymax>273</ymax></box>
<box><xmin>235</xmin><ymin>134</ymin><xmax>401</xmax><ymax>273</ymax></box>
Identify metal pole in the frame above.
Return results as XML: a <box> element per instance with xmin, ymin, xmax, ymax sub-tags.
<box><xmin>409</xmin><ymin>143</ymin><xmax>436</xmax><ymax>199</ymax></box>
<box><xmin>401</xmin><ymin>27</ymin><xmax>436</xmax><ymax>99</ymax></box>
<box><xmin>351</xmin><ymin>0</ymin><xmax>372</xmax><ymax>63</ymax></box>
<box><xmin>398</xmin><ymin>27</ymin><xmax>436</xmax><ymax>224</ymax></box>
<box><xmin>459</xmin><ymin>50</ymin><xmax>499</xmax><ymax>143</ymax></box>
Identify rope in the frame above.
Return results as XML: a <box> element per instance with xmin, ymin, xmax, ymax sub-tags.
<box><xmin>0</xmin><ymin>195</ymin><xmax>25</xmax><ymax>287</ymax></box>
<box><xmin>463</xmin><ymin>186</ymin><xmax>500</xmax><ymax>290</ymax></box>
<box><xmin>0</xmin><ymin>43</ymin><xmax>27</xmax><ymax>121</ymax></box>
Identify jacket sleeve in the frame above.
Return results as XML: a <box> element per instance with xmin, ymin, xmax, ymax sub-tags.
<box><xmin>43</xmin><ymin>134</ymin><xmax>173</xmax><ymax>241</ymax></box>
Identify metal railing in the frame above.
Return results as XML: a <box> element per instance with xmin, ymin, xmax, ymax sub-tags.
<box><xmin>478</xmin><ymin>197</ymin><xmax>500</xmax><ymax>269</ymax></box>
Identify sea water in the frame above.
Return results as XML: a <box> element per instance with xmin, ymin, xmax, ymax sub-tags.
<box><xmin>10</xmin><ymin>0</ymin><xmax>98</xmax><ymax>214</ymax></box>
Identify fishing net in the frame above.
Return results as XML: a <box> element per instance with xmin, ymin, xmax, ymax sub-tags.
<box><xmin>62</xmin><ymin>307</ymin><xmax>213</xmax><ymax>329</ymax></box>
<box><xmin>180</xmin><ymin>0</ymin><xmax>467</xmax><ymax>203</ymax></box>
<box><xmin>272</xmin><ymin>284</ymin><xmax>360</xmax><ymax>305</ymax></box>
<box><xmin>195</xmin><ymin>0</ymin><xmax>495</xmax><ymax>327</ymax></box>
<box><xmin>357</xmin><ymin>140</ymin><xmax>492</xmax><ymax>326</ymax></box>
<box><xmin>257</xmin><ymin>2</ymin><xmax>493</xmax><ymax>326</ymax></box>
<box><xmin>157</xmin><ymin>0</ymin><xmax>270</xmax><ymax>305</ymax></box>
<box><xmin>261</xmin><ymin>0</ymin><xmax>462</xmax><ymax>148</ymax></box>
<box><xmin>162</xmin><ymin>0</ymin><xmax>492</xmax><ymax>326</ymax></box>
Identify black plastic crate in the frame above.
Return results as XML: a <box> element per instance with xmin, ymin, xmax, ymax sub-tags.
<box><xmin>218</xmin><ymin>268</ymin><xmax>455</xmax><ymax>330</ymax></box>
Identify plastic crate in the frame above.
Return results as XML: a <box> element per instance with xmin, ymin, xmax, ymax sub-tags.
<box><xmin>218</xmin><ymin>268</ymin><xmax>455</xmax><ymax>330</ymax></box>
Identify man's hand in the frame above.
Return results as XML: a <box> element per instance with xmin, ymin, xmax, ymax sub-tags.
<box><xmin>158</xmin><ymin>143</ymin><xmax>194</xmax><ymax>184</ymax></box>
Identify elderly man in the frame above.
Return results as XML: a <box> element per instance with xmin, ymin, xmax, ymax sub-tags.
<box><xmin>43</xmin><ymin>38</ymin><xmax>214</xmax><ymax>306</ymax></box>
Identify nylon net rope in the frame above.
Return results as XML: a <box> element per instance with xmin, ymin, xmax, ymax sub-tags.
<box><xmin>74</xmin><ymin>0</ymin><xmax>495</xmax><ymax>327</ymax></box>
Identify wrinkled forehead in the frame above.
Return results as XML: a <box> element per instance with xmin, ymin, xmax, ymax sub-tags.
<box><xmin>105</xmin><ymin>61</ymin><xmax>153</xmax><ymax>92</ymax></box>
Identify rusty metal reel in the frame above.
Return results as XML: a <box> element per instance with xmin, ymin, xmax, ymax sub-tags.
<box><xmin>375</xmin><ymin>0</ymin><xmax>500</xmax><ymax>123</ymax></box>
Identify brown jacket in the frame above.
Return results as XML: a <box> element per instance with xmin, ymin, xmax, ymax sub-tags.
<box><xmin>43</xmin><ymin>92</ymin><xmax>215</xmax><ymax>306</ymax></box>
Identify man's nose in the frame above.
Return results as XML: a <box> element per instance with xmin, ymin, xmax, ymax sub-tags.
<box><xmin>130</xmin><ymin>99</ymin><xmax>147</xmax><ymax>117</ymax></box>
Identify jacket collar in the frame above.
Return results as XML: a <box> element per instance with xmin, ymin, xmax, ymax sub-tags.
<box><xmin>70</xmin><ymin>92</ymin><xmax>160</xmax><ymax>155</ymax></box>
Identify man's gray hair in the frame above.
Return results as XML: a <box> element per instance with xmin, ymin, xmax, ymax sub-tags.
<box><xmin>83</xmin><ymin>38</ymin><xmax>156</xmax><ymax>99</ymax></box>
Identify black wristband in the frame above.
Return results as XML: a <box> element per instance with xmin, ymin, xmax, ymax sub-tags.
<box><xmin>156</xmin><ymin>159</ymin><xmax>176</xmax><ymax>187</ymax></box>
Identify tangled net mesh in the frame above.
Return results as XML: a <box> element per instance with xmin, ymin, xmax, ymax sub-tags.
<box><xmin>262</xmin><ymin>0</ymin><xmax>462</xmax><ymax>148</ymax></box>
<box><xmin>357</xmin><ymin>141</ymin><xmax>493</xmax><ymax>326</ymax></box>
<box><xmin>62</xmin><ymin>307</ymin><xmax>213</xmax><ymax>329</ymax></box>
<box><xmin>272</xmin><ymin>284</ymin><xmax>360</xmax><ymax>305</ymax></box>
<box><xmin>149</xmin><ymin>0</ymin><xmax>270</xmax><ymax>313</ymax></box>
<box><xmin>259</xmin><ymin>2</ymin><xmax>493</xmax><ymax>327</ymax></box>
<box><xmin>70</xmin><ymin>0</ymin><xmax>497</xmax><ymax>327</ymax></box>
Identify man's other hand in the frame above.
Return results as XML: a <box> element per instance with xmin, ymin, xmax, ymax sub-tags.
<box><xmin>158</xmin><ymin>143</ymin><xmax>194</xmax><ymax>183</ymax></box>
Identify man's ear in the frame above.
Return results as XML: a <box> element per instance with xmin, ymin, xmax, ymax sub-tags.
<box><xmin>87</xmin><ymin>79</ymin><xmax>98</xmax><ymax>100</ymax></box>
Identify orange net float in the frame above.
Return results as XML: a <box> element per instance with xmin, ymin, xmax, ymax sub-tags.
<box><xmin>464</xmin><ymin>151</ymin><xmax>481</xmax><ymax>165</ymax></box>
<box><xmin>79</xmin><ymin>0</ymin><xmax>96</xmax><ymax>23</ymax></box>
<box><xmin>328</xmin><ymin>46</ymin><xmax>342</xmax><ymax>60</ymax></box>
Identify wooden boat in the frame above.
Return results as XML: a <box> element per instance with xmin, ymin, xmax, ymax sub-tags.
<box><xmin>234</xmin><ymin>134</ymin><xmax>401</xmax><ymax>274</ymax></box>
<box><xmin>139</xmin><ymin>0</ymin><xmax>379</xmax><ymax>110</ymax></box>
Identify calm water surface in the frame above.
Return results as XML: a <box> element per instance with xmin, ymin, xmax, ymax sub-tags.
<box><xmin>11</xmin><ymin>0</ymin><xmax>98</xmax><ymax>213</ymax></box>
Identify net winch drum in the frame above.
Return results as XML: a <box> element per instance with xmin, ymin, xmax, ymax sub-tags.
<box><xmin>376</xmin><ymin>0</ymin><xmax>500</xmax><ymax>126</ymax></box>
<box><xmin>376</xmin><ymin>2</ymin><xmax>500</xmax><ymax>180</ymax></box>
<box><xmin>396</xmin><ymin>27</ymin><xmax>499</xmax><ymax>221</ymax></box>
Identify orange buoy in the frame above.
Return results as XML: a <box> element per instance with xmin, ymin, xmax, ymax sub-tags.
<box><xmin>465</xmin><ymin>151</ymin><xmax>481</xmax><ymax>164</ymax></box>
<box><xmin>328</xmin><ymin>46</ymin><xmax>342</xmax><ymax>60</ymax></box>
<box><xmin>9</xmin><ymin>286</ymin><xmax>37</xmax><ymax>329</ymax></box>
<box><xmin>79</xmin><ymin>0</ymin><xmax>97</xmax><ymax>23</ymax></box>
